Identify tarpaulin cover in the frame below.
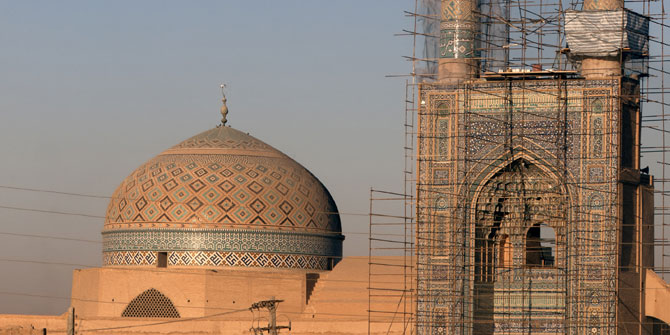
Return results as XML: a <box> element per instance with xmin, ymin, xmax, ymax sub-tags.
<box><xmin>565</xmin><ymin>9</ymin><xmax>649</xmax><ymax>58</ymax></box>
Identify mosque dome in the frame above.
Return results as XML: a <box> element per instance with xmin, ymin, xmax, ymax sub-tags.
<box><xmin>102</xmin><ymin>126</ymin><xmax>343</xmax><ymax>270</ymax></box>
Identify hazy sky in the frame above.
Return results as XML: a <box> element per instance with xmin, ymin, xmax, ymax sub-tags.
<box><xmin>0</xmin><ymin>1</ymin><xmax>413</xmax><ymax>315</ymax></box>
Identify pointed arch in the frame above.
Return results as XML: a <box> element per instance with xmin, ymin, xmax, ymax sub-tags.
<box><xmin>472</xmin><ymin>158</ymin><xmax>566</xmax><ymax>275</ymax></box>
<box><xmin>121</xmin><ymin>288</ymin><xmax>180</xmax><ymax>318</ymax></box>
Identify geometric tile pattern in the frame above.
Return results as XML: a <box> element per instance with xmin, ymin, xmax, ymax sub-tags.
<box><xmin>103</xmin><ymin>126</ymin><xmax>343</xmax><ymax>270</ymax></box>
<box><xmin>440</xmin><ymin>0</ymin><xmax>476</xmax><ymax>58</ymax></box>
<box><xmin>104</xmin><ymin>251</ymin><xmax>330</xmax><ymax>270</ymax></box>
<box><xmin>102</xmin><ymin>229</ymin><xmax>343</xmax><ymax>256</ymax></box>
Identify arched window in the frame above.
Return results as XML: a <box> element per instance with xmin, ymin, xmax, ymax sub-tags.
<box><xmin>526</xmin><ymin>224</ymin><xmax>555</xmax><ymax>267</ymax></box>
<box><xmin>122</xmin><ymin>288</ymin><xmax>180</xmax><ymax>318</ymax></box>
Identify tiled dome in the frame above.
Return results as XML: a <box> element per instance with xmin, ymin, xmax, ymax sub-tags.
<box><xmin>103</xmin><ymin>126</ymin><xmax>343</xmax><ymax>270</ymax></box>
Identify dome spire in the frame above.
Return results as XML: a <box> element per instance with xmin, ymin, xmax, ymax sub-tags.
<box><xmin>219</xmin><ymin>84</ymin><xmax>229</xmax><ymax>126</ymax></box>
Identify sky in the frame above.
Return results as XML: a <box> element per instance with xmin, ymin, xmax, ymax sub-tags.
<box><xmin>0</xmin><ymin>1</ymin><xmax>413</xmax><ymax>315</ymax></box>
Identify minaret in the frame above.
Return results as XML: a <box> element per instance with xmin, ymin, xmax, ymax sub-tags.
<box><xmin>580</xmin><ymin>0</ymin><xmax>623</xmax><ymax>78</ymax></box>
<box><xmin>438</xmin><ymin>0</ymin><xmax>479</xmax><ymax>84</ymax></box>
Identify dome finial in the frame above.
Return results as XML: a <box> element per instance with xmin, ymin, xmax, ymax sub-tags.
<box><xmin>219</xmin><ymin>84</ymin><xmax>229</xmax><ymax>126</ymax></box>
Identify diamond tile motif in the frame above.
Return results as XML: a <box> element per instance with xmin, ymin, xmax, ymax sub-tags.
<box><xmin>119</xmin><ymin>199</ymin><xmax>127</xmax><ymax>211</ymax></box>
<box><xmin>233</xmin><ymin>207</ymin><xmax>252</xmax><ymax>222</ymax></box>
<box><xmin>202</xmin><ymin>187</ymin><xmax>221</xmax><ymax>203</ymax></box>
<box><xmin>263</xmin><ymin>207</ymin><xmax>285</xmax><ymax>224</ymax></box>
<box><xmin>173</xmin><ymin>187</ymin><xmax>191</xmax><ymax>202</ymax></box>
<box><xmin>194</xmin><ymin>168</ymin><xmax>208</xmax><ymax>177</ymax></box>
<box><xmin>275</xmin><ymin>183</ymin><xmax>289</xmax><ymax>196</ymax></box>
<box><xmin>170</xmin><ymin>204</ymin><xmax>189</xmax><ymax>221</ymax></box>
<box><xmin>232</xmin><ymin>189</ymin><xmax>251</xmax><ymax>204</ymax></box>
<box><xmin>159</xmin><ymin>196</ymin><xmax>174</xmax><ymax>210</ymax></box>
<box><xmin>206</xmin><ymin>174</ymin><xmax>220</xmax><ymax>183</ymax></box>
<box><xmin>234</xmin><ymin>175</ymin><xmax>247</xmax><ymax>185</ymax></box>
<box><xmin>188</xmin><ymin>179</ymin><xmax>206</xmax><ymax>193</ymax></box>
<box><xmin>200</xmin><ymin>205</ymin><xmax>221</xmax><ymax>221</ymax></box>
<box><xmin>263</xmin><ymin>190</ymin><xmax>280</xmax><ymax>205</ymax></box>
<box><xmin>141</xmin><ymin>180</ymin><xmax>154</xmax><ymax>192</ymax></box>
<box><xmin>279</xmin><ymin>201</ymin><xmax>294</xmax><ymax>214</ymax></box>
<box><xmin>163</xmin><ymin>179</ymin><xmax>178</xmax><ymax>191</ymax></box>
<box><xmin>143</xmin><ymin>204</ymin><xmax>160</xmax><ymax>221</ymax></box>
<box><xmin>148</xmin><ymin>189</ymin><xmax>162</xmax><ymax>202</ymax></box>
<box><xmin>135</xmin><ymin>197</ymin><xmax>148</xmax><ymax>211</ymax></box>
<box><xmin>247</xmin><ymin>181</ymin><xmax>264</xmax><ymax>194</ymax></box>
<box><xmin>250</xmin><ymin>199</ymin><xmax>267</xmax><ymax>213</ymax></box>
<box><xmin>171</xmin><ymin>167</ymin><xmax>183</xmax><ymax>176</ymax></box>
<box><xmin>218</xmin><ymin>180</ymin><xmax>235</xmax><ymax>193</ymax></box>
<box><xmin>187</xmin><ymin>197</ymin><xmax>204</xmax><ymax>211</ymax></box>
<box><xmin>218</xmin><ymin>197</ymin><xmax>235</xmax><ymax>212</ymax></box>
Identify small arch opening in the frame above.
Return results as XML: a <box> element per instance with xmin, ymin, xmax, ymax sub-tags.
<box><xmin>525</xmin><ymin>224</ymin><xmax>555</xmax><ymax>267</ymax></box>
<box><xmin>122</xmin><ymin>288</ymin><xmax>180</xmax><ymax>318</ymax></box>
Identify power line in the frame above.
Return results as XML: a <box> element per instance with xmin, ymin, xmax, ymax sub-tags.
<box><xmin>0</xmin><ymin>205</ymin><xmax>104</xmax><ymax>219</ymax></box>
<box><xmin>0</xmin><ymin>185</ymin><xmax>109</xmax><ymax>199</ymax></box>
<box><xmin>79</xmin><ymin>308</ymin><xmax>251</xmax><ymax>332</ymax></box>
<box><xmin>0</xmin><ymin>258</ymin><xmax>93</xmax><ymax>268</ymax></box>
<box><xmin>0</xmin><ymin>231</ymin><xmax>101</xmax><ymax>244</ymax></box>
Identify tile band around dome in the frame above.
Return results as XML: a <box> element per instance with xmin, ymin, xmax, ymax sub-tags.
<box><xmin>102</xmin><ymin>229</ymin><xmax>343</xmax><ymax>256</ymax></box>
<box><xmin>103</xmin><ymin>250</ymin><xmax>330</xmax><ymax>269</ymax></box>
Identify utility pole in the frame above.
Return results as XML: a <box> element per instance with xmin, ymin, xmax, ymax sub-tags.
<box><xmin>66</xmin><ymin>307</ymin><xmax>75</xmax><ymax>335</ymax></box>
<box><xmin>249</xmin><ymin>297</ymin><xmax>291</xmax><ymax>335</ymax></box>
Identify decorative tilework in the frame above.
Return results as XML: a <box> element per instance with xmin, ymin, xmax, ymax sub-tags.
<box><xmin>439</xmin><ymin>0</ymin><xmax>477</xmax><ymax>59</ymax></box>
<box><xmin>103</xmin><ymin>251</ymin><xmax>330</xmax><ymax>270</ymax></box>
<box><xmin>417</xmin><ymin>79</ymin><xmax>621</xmax><ymax>335</ymax></box>
<box><xmin>440</xmin><ymin>29</ymin><xmax>475</xmax><ymax>58</ymax></box>
<box><xmin>589</xmin><ymin>166</ymin><xmax>604</xmax><ymax>182</ymax></box>
<box><xmin>591</xmin><ymin>117</ymin><xmax>603</xmax><ymax>158</ymax></box>
<box><xmin>433</xmin><ymin>169</ymin><xmax>450</xmax><ymax>184</ymax></box>
<box><xmin>102</xmin><ymin>229</ymin><xmax>343</xmax><ymax>256</ymax></box>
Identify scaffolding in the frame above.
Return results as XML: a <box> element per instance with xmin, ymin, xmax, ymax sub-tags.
<box><xmin>369</xmin><ymin>0</ymin><xmax>670</xmax><ymax>333</ymax></box>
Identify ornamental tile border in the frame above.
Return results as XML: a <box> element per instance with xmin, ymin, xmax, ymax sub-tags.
<box><xmin>103</xmin><ymin>251</ymin><xmax>329</xmax><ymax>270</ymax></box>
<box><xmin>102</xmin><ymin>228</ymin><xmax>343</xmax><ymax>256</ymax></box>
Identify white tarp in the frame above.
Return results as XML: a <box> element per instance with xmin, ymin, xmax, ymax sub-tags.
<box><xmin>565</xmin><ymin>10</ymin><xmax>649</xmax><ymax>57</ymax></box>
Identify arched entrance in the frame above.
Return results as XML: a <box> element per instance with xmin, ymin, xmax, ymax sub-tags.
<box><xmin>473</xmin><ymin>159</ymin><xmax>566</xmax><ymax>334</ymax></box>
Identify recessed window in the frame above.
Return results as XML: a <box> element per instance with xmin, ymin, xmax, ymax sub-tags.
<box><xmin>157</xmin><ymin>252</ymin><xmax>168</xmax><ymax>268</ymax></box>
<box><xmin>526</xmin><ymin>224</ymin><xmax>555</xmax><ymax>267</ymax></box>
